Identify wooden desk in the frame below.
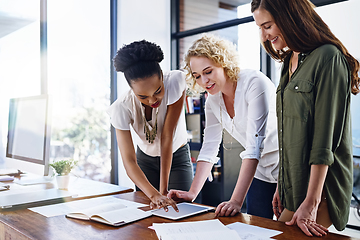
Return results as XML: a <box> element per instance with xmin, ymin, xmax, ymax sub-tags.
<box><xmin>0</xmin><ymin>191</ymin><xmax>358</xmax><ymax>240</ymax></box>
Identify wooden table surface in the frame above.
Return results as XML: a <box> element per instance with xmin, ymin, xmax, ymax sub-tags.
<box><xmin>0</xmin><ymin>191</ymin><xmax>358</xmax><ymax>240</ymax></box>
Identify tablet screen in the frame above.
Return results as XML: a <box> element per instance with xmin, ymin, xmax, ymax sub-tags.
<box><xmin>151</xmin><ymin>202</ymin><xmax>214</xmax><ymax>220</ymax></box>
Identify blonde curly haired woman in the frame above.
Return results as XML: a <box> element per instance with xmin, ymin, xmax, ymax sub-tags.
<box><xmin>168</xmin><ymin>34</ymin><xmax>279</xmax><ymax>219</ymax></box>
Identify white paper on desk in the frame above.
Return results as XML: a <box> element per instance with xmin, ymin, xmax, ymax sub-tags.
<box><xmin>153</xmin><ymin>219</ymin><xmax>241</xmax><ymax>240</ymax></box>
<box><xmin>29</xmin><ymin>195</ymin><xmax>146</xmax><ymax>217</ymax></box>
<box><xmin>226</xmin><ymin>222</ymin><xmax>282</xmax><ymax>239</ymax></box>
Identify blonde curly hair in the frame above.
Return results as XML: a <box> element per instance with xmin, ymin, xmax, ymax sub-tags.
<box><xmin>183</xmin><ymin>34</ymin><xmax>240</xmax><ymax>94</ymax></box>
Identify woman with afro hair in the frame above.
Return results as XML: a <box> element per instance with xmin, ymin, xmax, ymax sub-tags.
<box><xmin>107</xmin><ymin>40</ymin><xmax>193</xmax><ymax>211</ymax></box>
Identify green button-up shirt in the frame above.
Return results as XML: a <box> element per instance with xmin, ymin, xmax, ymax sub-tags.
<box><xmin>277</xmin><ymin>44</ymin><xmax>353</xmax><ymax>231</ymax></box>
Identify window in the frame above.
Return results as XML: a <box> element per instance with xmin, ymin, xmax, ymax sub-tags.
<box><xmin>178</xmin><ymin>23</ymin><xmax>259</xmax><ymax>71</ymax></box>
<box><xmin>47</xmin><ymin>1</ymin><xmax>111</xmax><ymax>182</ymax></box>
<box><xmin>176</xmin><ymin>1</ymin><xmax>258</xmax><ymax>70</ymax></box>
<box><xmin>180</xmin><ymin>0</ymin><xmax>252</xmax><ymax>32</ymax></box>
<box><xmin>0</xmin><ymin>0</ymin><xmax>40</xmax><ymax>167</ymax></box>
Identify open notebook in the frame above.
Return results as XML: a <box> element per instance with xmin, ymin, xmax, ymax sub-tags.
<box><xmin>65</xmin><ymin>202</ymin><xmax>214</xmax><ymax>226</ymax></box>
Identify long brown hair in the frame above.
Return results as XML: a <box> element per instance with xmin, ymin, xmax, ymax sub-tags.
<box><xmin>251</xmin><ymin>0</ymin><xmax>360</xmax><ymax>95</ymax></box>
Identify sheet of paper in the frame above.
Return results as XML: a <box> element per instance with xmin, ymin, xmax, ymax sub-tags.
<box><xmin>29</xmin><ymin>195</ymin><xmax>146</xmax><ymax>217</ymax></box>
<box><xmin>156</xmin><ymin>229</ymin><xmax>240</xmax><ymax>240</ymax></box>
<box><xmin>226</xmin><ymin>222</ymin><xmax>282</xmax><ymax>239</ymax></box>
<box><xmin>153</xmin><ymin>219</ymin><xmax>226</xmax><ymax>235</ymax></box>
<box><xmin>153</xmin><ymin>219</ymin><xmax>241</xmax><ymax>240</ymax></box>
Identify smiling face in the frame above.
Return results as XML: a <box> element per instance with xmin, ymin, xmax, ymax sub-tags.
<box><xmin>189</xmin><ymin>56</ymin><xmax>228</xmax><ymax>95</ymax></box>
<box><xmin>130</xmin><ymin>74</ymin><xmax>164</xmax><ymax>108</ymax></box>
<box><xmin>253</xmin><ymin>8</ymin><xmax>287</xmax><ymax>51</ymax></box>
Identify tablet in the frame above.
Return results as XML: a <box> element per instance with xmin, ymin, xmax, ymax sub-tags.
<box><xmin>151</xmin><ymin>202</ymin><xmax>214</xmax><ymax>220</ymax></box>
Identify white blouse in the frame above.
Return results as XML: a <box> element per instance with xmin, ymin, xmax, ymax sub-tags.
<box><xmin>107</xmin><ymin>70</ymin><xmax>188</xmax><ymax>157</ymax></box>
<box><xmin>198</xmin><ymin>69</ymin><xmax>279</xmax><ymax>183</ymax></box>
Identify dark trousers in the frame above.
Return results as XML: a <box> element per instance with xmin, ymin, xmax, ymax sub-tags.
<box><xmin>246</xmin><ymin>177</ymin><xmax>277</xmax><ymax>219</ymax></box>
<box><xmin>136</xmin><ymin>143</ymin><xmax>193</xmax><ymax>192</ymax></box>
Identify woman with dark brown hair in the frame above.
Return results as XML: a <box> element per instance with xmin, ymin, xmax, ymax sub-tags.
<box><xmin>251</xmin><ymin>0</ymin><xmax>360</xmax><ymax>237</ymax></box>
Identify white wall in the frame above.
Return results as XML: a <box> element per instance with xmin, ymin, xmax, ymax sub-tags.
<box><xmin>116</xmin><ymin>0</ymin><xmax>171</xmax><ymax>189</ymax></box>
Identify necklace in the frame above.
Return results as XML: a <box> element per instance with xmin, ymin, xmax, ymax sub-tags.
<box><xmin>220</xmin><ymin>96</ymin><xmax>234</xmax><ymax>151</ymax></box>
<box><xmin>142</xmin><ymin>107</ymin><xmax>159</xmax><ymax>144</ymax></box>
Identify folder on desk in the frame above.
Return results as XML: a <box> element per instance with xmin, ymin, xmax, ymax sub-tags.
<box><xmin>0</xmin><ymin>189</ymin><xmax>73</xmax><ymax>209</ymax></box>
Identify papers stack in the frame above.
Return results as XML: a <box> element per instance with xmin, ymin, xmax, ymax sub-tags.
<box><xmin>227</xmin><ymin>222</ymin><xmax>282</xmax><ymax>239</ymax></box>
<box><xmin>152</xmin><ymin>219</ymin><xmax>282</xmax><ymax>240</ymax></box>
<box><xmin>152</xmin><ymin>219</ymin><xmax>241</xmax><ymax>240</ymax></box>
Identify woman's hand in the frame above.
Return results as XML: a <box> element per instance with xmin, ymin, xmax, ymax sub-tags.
<box><xmin>286</xmin><ymin>201</ymin><xmax>328</xmax><ymax>237</ymax></box>
<box><xmin>167</xmin><ymin>189</ymin><xmax>196</xmax><ymax>202</ymax></box>
<box><xmin>215</xmin><ymin>200</ymin><xmax>242</xmax><ymax>217</ymax></box>
<box><xmin>149</xmin><ymin>193</ymin><xmax>179</xmax><ymax>212</ymax></box>
<box><xmin>272</xmin><ymin>186</ymin><xmax>283</xmax><ymax>219</ymax></box>
<box><xmin>160</xmin><ymin>188</ymin><xmax>169</xmax><ymax>196</ymax></box>
<box><xmin>286</xmin><ymin>164</ymin><xmax>329</xmax><ymax>236</ymax></box>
